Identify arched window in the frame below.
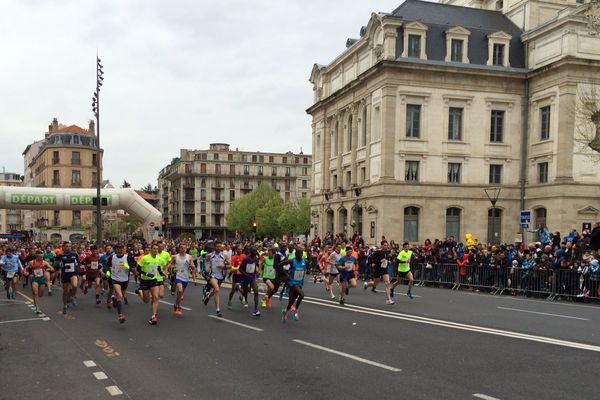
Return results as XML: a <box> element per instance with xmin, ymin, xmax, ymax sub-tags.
<box><xmin>347</xmin><ymin>115</ymin><xmax>353</xmax><ymax>152</ymax></box>
<box><xmin>446</xmin><ymin>208</ymin><xmax>461</xmax><ymax>240</ymax></box>
<box><xmin>361</xmin><ymin>107</ymin><xmax>367</xmax><ymax>146</ymax></box>
<box><xmin>404</xmin><ymin>207</ymin><xmax>419</xmax><ymax>242</ymax></box>
<box><xmin>331</xmin><ymin>122</ymin><xmax>339</xmax><ymax>157</ymax></box>
<box><xmin>487</xmin><ymin>208</ymin><xmax>502</xmax><ymax>244</ymax></box>
<box><xmin>534</xmin><ymin>207</ymin><xmax>547</xmax><ymax>228</ymax></box>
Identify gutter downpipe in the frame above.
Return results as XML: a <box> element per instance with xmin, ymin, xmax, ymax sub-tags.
<box><xmin>520</xmin><ymin>42</ymin><xmax>529</xmax><ymax>245</ymax></box>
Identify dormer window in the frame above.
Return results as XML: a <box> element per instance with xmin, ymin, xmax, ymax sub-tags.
<box><xmin>402</xmin><ymin>21</ymin><xmax>428</xmax><ymax>60</ymax></box>
<box><xmin>487</xmin><ymin>31</ymin><xmax>511</xmax><ymax>67</ymax></box>
<box><xmin>445</xmin><ymin>26</ymin><xmax>470</xmax><ymax>64</ymax></box>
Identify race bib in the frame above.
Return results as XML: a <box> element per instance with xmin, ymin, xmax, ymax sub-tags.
<box><xmin>344</xmin><ymin>261</ymin><xmax>354</xmax><ymax>271</ymax></box>
<box><xmin>34</xmin><ymin>269</ymin><xmax>44</xmax><ymax>277</ymax></box>
<box><xmin>6</xmin><ymin>271</ymin><xmax>16</xmax><ymax>279</ymax></box>
<box><xmin>177</xmin><ymin>266</ymin><xmax>187</xmax><ymax>275</ymax></box>
<box><xmin>381</xmin><ymin>259</ymin><xmax>388</xmax><ymax>269</ymax></box>
<box><xmin>293</xmin><ymin>269</ymin><xmax>305</xmax><ymax>281</ymax></box>
<box><xmin>246</xmin><ymin>263</ymin><xmax>256</xmax><ymax>274</ymax></box>
<box><xmin>90</xmin><ymin>261</ymin><xmax>99</xmax><ymax>270</ymax></box>
<box><xmin>64</xmin><ymin>263</ymin><xmax>75</xmax><ymax>273</ymax></box>
<box><xmin>147</xmin><ymin>265</ymin><xmax>158</xmax><ymax>276</ymax></box>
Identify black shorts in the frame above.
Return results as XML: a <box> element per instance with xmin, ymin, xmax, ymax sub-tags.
<box><xmin>61</xmin><ymin>272</ymin><xmax>78</xmax><ymax>284</ymax></box>
<box><xmin>109</xmin><ymin>279</ymin><xmax>129</xmax><ymax>291</ymax></box>
<box><xmin>373</xmin><ymin>267</ymin><xmax>389</xmax><ymax>279</ymax></box>
<box><xmin>232</xmin><ymin>274</ymin><xmax>241</xmax><ymax>284</ymax></box>
<box><xmin>139</xmin><ymin>279</ymin><xmax>160</xmax><ymax>290</ymax></box>
<box><xmin>396</xmin><ymin>270</ymin><xmax>411</xmax><ymax>278</ymax></box>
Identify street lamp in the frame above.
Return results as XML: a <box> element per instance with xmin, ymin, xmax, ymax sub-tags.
<box><xmin>92</xmin><ymin>55</ymin><xmax>104</xmax><ymax>244</ymax></box>
<box><xmin>484</xmin><ymin>187</ymin><xmax>502</xmax><ymax>244</ymax></box>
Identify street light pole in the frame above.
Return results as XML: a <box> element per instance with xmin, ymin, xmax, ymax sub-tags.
<box><xmin>92</xmin><ymin>56</ymin><xmax>104</xmax><ymax>244</ymax></box>
<box><xmin>484</xmin><ymin>187</ymin><xmax>502</xmax><ymax>245</ymax></box>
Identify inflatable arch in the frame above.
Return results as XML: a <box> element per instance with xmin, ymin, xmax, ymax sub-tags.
<box><xmin>0</xmin><ymin>187</ymin><xmax>162</xmax><ymax>241</ymax></box>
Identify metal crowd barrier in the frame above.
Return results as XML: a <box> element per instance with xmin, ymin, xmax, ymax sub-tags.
<box><xmin>387</xmin><ymin>263</ymin><xmax>600</xmax><ymax>303</ymax></box>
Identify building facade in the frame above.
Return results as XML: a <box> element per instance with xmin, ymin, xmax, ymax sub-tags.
<box><xmin>23</xmin><ymin>118</ymin><xmax>103</xmax><ymax>242</ymax></box>
<box><xmin>308</xmin><ymin>0</ymin><xmax>600</xmax><ymax>245</ymax></box>
<box><xmin>158</xmin><ymin>143</ymin><xmax>312</xmax><ymax>239</ymax></box>
<box><xmin>0</xmin><ymin>172</ymin><xmax>23</xmax><ymax>235</ymax></box>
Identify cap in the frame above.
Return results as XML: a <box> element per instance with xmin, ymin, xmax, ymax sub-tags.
<box><xmin>512</xmin><ymin>260</ymin><xmax>519</xmax><ymax>266</ymax></box>
<box><xmin>591</xmin><ymin>259</ymin><xmax>599</xmax><ymax>268</ymax></box>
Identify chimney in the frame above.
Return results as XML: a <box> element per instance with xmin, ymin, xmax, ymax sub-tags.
<box><xmin>51</xmin><ymin>117</ymin><xmax>58</xmax><ymax>131</ymax></box>
<box><xmin>89</xmin><ymin>119</ymin><xmax>96</xmax><ymax>135</ymax></box>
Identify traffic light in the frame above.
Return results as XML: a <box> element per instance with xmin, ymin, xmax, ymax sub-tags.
<box><xmin>251</xmin><ymin>221</ymin><xmax>257</xmax><ymax>233</ymax></box>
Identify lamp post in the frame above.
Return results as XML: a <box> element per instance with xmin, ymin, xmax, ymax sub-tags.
<box><xmin>92</xmin><ymin>56</ymin><xmax>104</xmax><ymax>244</ymax></box>
<box><xmin>484</xmin><ymin>187</ymin><xmax>502</xmax><ymax>244</ymax></box>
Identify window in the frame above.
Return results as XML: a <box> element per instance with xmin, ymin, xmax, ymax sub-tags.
<box><xmin>295</xmin><ymin>157</ymin><xmax>299</xmax><ymax>164</ymax></box>
<box><xmin>200</xmin><ymin>203</ymin><xmax>206</xmax><ymax>213</ymax></box>
<box><xmin>242</xmin><ymin>154</ymin><xmax>247</xmax><ymax>162</ymax></box>
<box><xmin>285</xmin><ymin>192</ymin><xmax>290</xmax><ymax>201</ymax></box>
<box><xmin>406</xmin><ymin>104</ymin><xmax>421</xmax><ymax>138</ymax></box>
<box><xmin>72</xmin><ymin>170</ymin><xmax>81</xmax><ymax>186</ymax></box>
<box><xmin>302</xmin><ymin>180</ymin><xmax>308</xmax><ymax>189</ymax></box>
<box><xmin>271</xmin><ymin>167</ymin><xmax>277</xmax><ymax>176</ymax></box>
<box><xmin>215</xmin><ymin>164</ymin><xmax>221</xmax><ymax>174</ymax></box>
<box><xmin>92</xmin><ymin>172</ymin><xmax>97</xmax><ymax>185</ymax></box>
<box><xmin>200</xmin><ymin>178</ymin><xmax>206</xmax><ymax>188</ymax></box>
<box><xmin>72</xmin><ymin>210</ymin><xmax>81</xmax><ymax>226</ymax></box>
<box><xmin>92</xmin><ymin>153</ymin><xmax>97</xmax><ymax>166</ymax></box>
<box><xmin>200</xmin><ymin>215</ymin><xmax>206</xmax><ymax>225</ymax></box>
<box><xmin>448</xmin><ymin>163</ymin><xmax>461</xmax><ymax>183</ymax></box>
<box><xmin>302</xmin><ymin>192</ymin><xmax>307</xmax><ymax>198</ymax></box>
<box><xmin>200</xmin><ymin>153</ymin><xmax>207</xmax><ymax>160</ymax></box>
<box><xmin>448</xmin><ymin>107</ymin><xmax>463</xmax><ymax>140</ymax></box>
<box><xmin>408</xmin><ymin>34</ymin><xmax>421</xmax><ymax>58</ymax></box>
<box><xmin>535</xmin><ymin>208</ymin><xmax>547</xmax><ymax>228</ymax></box>
<box><xmin>52</xmin><ymin>170</ymin><xmax>60</xmax><ymax>186</ymax></box>
<box><xmin>200</xmin><ymin>163</ymin><xmax>207</xmax><ymax>174</ymax></box>
<box><xmin>228</xmin><ymin>153</ymin><xmax>233</xmax><ymax>161</ymax></box>
<box><xmin>490</xmin><ymin>110</ymin><xmax>504</xmax><ymax>143</ymax></box>
<box><xmin>52</xmin><ymin>151</ymin><xmax>59</xmax><ymax>164</ymax></box>
<box><xmin>538</xmin><ymin>162</ymin><xmax>548</xmax><ymax>183</ymax></box>
<box><xmin>285</xmin><ymin>167</ymin><xmax>291</xmax><ymax>177</ymax></box>
<box><xmin>258</xmin><ymin>166</ymin><xmax>263</xmax><ymax>176</ymax></box>
<box><xmin>489</xmin><ymin>164</ymin><xmax>502</xmax><ymax>184</ymax></box>
<box><xmin>284</xmin><ymin>180</ymin><xmax>291</xmax><ymax>191</ymax></box>
<box><xmin>540</xmin><ymin>106</ymin><xmax>551</xmax><ymax>140</ymax></box>
<box><xmin>361</xmin><ymin>108</ymin><xmax>367</xmax><ymax>146</ymax></box>
<box><xmin>53</xmin><ymin>210</ymin><xmax>60</xmax><ymax>226</ymax></box>
<box><xmin>302</xmin><ymin>167</ymin><xmax>308</xmax><ymax>176</ymax></box>
<box><xmin>372</xmin><ymin>107</ymin><xmax>381</xmax><ymax>141</ymax></box>
<box><xmin>492</xmin><ymin>43</ymin><xmax>504</xmax><ymax>66</ymax></box>
<box><xmin>282</xmin><ymin>156</ymin><xmax>287</xmax><ymax>164</ymax></box>
<box><xmin>403</xmin><ymin>207</ymin><xmax>419</xmax><ymax>242</ymax></box>
<box><xmin>200</xmin><ymin>189</ymin><xmax>206</xmax><ymax>201</ymax></box>
<box><xmin>346</xmin><ymin>115</ymin><xmax>353</xmax><ymax>151</ymax></box>
<box><xmin>71</xmin><ymin>151</ymin><xmax>80</xmax><ymax>165</ymax></box>
<box><xmin>451</xmin><ymin>39</ymin><xmax>463</xmax><ymax>62</ymax></box>
<box><xmin>252</xmin><ymin>155</ymin><xmax>257</xmax><ymax>162</ymax></box>
<box><xmin>360</xmin><ymin>167</ymin><xmax>366</xmax><ymax>184</ymax></box>
<box><xmin>303</xmin><ymin>157</ymin><xmax>308</xmax><ymax>164</ymax></box>
<box><xmin>345</xmin><ymin>171</ymin><xmax>351</xmax><ymax>187</ymax></box>
<box><xmin>230</xmin><ymin>190</ymin><xmax>235</xmax><ymax>201</ymax></box>
<box><xmin>229</xmin><ymin>165</ymin><xmax>235</xmax><ymax>175</ymax></box>
<box><xmin>446</xmin><ymin>208</ymin><xmax>461</xmax><ymax>240</ymax></box>
<box><xmin>332</xmin><ymin>174</ymin><xmax>338</xmax><ymax>188</ymax></box>
<box><xmin>259</xmin><ymin>155</ymin><xmax>264</xmax><ymax>163</ymax></box>
<box><xmin>213</xmin><ymin>153</ymin><xmax>219</xmax><ymax>160</ymax></box>
<box><xmin>488</xmin><ymin>208</ymin><xmax>502</xmax><ymax>244</ymax></box>
<box><xmin>244</xmin><ymin>165</ymin><xmax>250</xmax><ymax>175</ymax></box>
<box><xmin>269</xmin><ymin>156</ymin><xmax>274</xmax><ymax>163</ymax></box>
<box><xmin>405</xmin><ymin>161</ymin><xmax>419</xmax><ymax>182</ymax></box>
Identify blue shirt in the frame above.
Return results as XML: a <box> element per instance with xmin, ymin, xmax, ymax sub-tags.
<box><xmin>0</xmin><ymin>255</ymin><xmax>22</xmax><ymax>273</ymax></box>
<box><xmin>289</xmin><ymin>258</ymin><xmax>306</xmax><ymax>288</ymax></box>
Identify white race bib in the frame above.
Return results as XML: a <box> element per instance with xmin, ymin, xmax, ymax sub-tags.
<box><xmin>147</xmin><ymin>265</ymin><xmax>158</xmax><ymax>276</ymax></box>
<box><xmin>381</xmin><ymin>259</ymin><xmax>388</xmax><ymax>269</ymax></box>
<box><xmin>246</xmin><ymin>263</ymin><xmax>256</xmax><ymax>274</ymax></box>
<box><xmin>6</xmin><ymin>271</ymin><xmax>15</xmax><ymax>279</ymax></box>
<box><xmin>344</xmin><ymin>261</ymin><xmax>354</xmax><ymax>271</ymax></box>
<box><xmin>64</xmin><ymin>263</ymin><xmax>75</xmax><ymax>273</ymax></box>
<box><xmin>34</xmin><ymin>269</ymin><xmax>44</xmax><ymax>277</ymax></box>
<box><xmin>293</xmin><ymin>269</ymin><xmax>305</xmax><ymax>281</ymax></box>
<box><xmin>90</xmin><ymin>261</ymin><xmax>99</xmax><ymax>270</ymax></box>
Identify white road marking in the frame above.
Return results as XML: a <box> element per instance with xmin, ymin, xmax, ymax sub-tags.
<box><xmin>93</xmin><ymin>371</ymin><xmax>108</xmax><ymax>380</ymax></box>
<box><xmin>301</xmin><ymin>296</ymin><xmax>600</xmax><ymax>353</ymax></box>
<box><xmin>125</xmin><ymin>291</ymin><xmax>192</xmax><ymax>311</ymax></box>
<box><xmin>473</xmin><ymin>394</ymin><xmax>502</xmax><ymax>400</ymax></box>
<box><xmin>83</xmin><ymin>360</ymin><xmax>97</xmax><ymax>367</ymax></box>
<box><xmin>497</xmin><ymin>307</ymin><xmax>590</xmax><ymax>321</ymax></box>
<box><xmin>105</xmin><ymin>386</ymin><xmax>123</xmax><ymax>396</ymax></box>
<box><xmin>0</xmin><ymin>317</ymin><xmax>48</xmax><ymax>324</ymax></box>
<box><xmin>208</xmin><ymin>315</ymin><xmax>263</xmax><ymax>331</ymax></box>
<box><xmin>292</xmin><ymin>339</ymin><xmax>401</xmax><ymax>372</ymax></box>
<box><xmin>0</xmin><ymin>303</ymin><xmax>21</xmax><ymax>306</ymax></box>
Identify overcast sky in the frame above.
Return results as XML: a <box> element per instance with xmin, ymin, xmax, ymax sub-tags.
<box><xmin>0</xmin><ymin>0</ymin><xmax>403</xmax><ymax>188</ymax></box>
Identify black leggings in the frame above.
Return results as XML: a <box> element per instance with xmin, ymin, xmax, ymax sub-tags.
<box><xmin>287</xmin><ymin>285</ymin><xmax>304</xmax><ymax>311</ymax></box>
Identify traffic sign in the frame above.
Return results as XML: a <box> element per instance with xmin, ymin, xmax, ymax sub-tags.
<box><xmin>520</xmin><ymin>210</ymin><xmax>531</xmax><ymax>229</ymax></box>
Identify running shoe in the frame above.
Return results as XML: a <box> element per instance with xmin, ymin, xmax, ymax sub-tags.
<box><xmin>281</xmin><ymin>308</ymin><xmax>288</xmax><ymax>323</ymax></box>
<box><xmin>35</xmin><ymin>307</ymin><xmax>42</xmax><ymax>314</ymax></box>
<box><xmin>83</xmin><ymin>286</ymin><xmax>88</xmax><ymax>295</ymax></box>
<box><xmin>227</xmin><ymin>302</ymin><xmax>233</xmax><ymax>311</ymax></box>
<box><xmin>363</xmin><ymin>282</ymin><xmax>368</xmax><ymax>291</ymax></box>
<box><xmin>252</xmin><ymin>310</ymin><xmax>261</xmax><ymax>317</ymax></box>
<box><xmin>70</xmin><ymin>299</ymin><xmax>78</xmax><ymax>308</ymax></box>
<box><xmin>177</xmin><ymin>308</ymin><xmax>183</xmax><ymax>316</ymax></box>
<box><xmin>170</xmin><ymin>290</ymin><xmax>175</xmax><ymax>296</ymax></box>
<box><xmin>216</xmin><ymin>309</ymin><xmax>223</xmax><ymax>317</ymax></box>
<box><xmin>203</xmin><ymin>291</ymin><xmax>211</xmax><ymax>305</ymax></box>
<box><xmin>330</xmin><ymin>292</ymin><xmax>336</xmax><ymax>300</ymax></box>
<box><xmin>386</xmin><ymin>299</ymin><xmax>395</xmax><ymax>305</ymax></box>
<box><xmin>407</xmin><ymin>290</ymin><xmax>413</xmax><ymax>300</ymax></box>
<box><xmin>243</xmin><ymin>301</ymin><xmax>249</xmax><ymax>308</ymax></box>
<box><xmin>339</xmin><ymin>299</ymin><xmax>345</xmax><ymax>306</ymax></box>
<box><xmin>265</xmin><ymin>297</ymin><xmax>272</xmax><ymax>308</ymax></box>
<box><xmin>96</xmin><ymin>298</ymin><xmax>101</xmax><ymax>305</ymax></box>
<box><xmin>62</xmin><ymin>306</ymin><xmax>67</xmax><ymax>315</ymax></box>
<box><xmin>134</xmin><ymin>288</ymin><xmax>140</xmax><ymax>295</ymax></box>
<box><xmin>149</xmin><ymin>315</ymin><xmax>158</xmax><ymax>325</ymax></box>
<box><xmin>293</xmin><ymin>312</ymin><xmax>300</xmax><ymax>321</ymax></box>
<box><xmin>371</xmin><ymin>288</ymin><xmax>377</xmax><ymax>293</ymax></box>
<box><xmin>10</xmin><ymin>292</ymin><xmax>16</xmax><ymax>300</ymax></box>
<box><xmin>290</xmin><ymin>305</ymin><xmax>296</xmax><ymax>312</ymax></box>
<box><xmin>261</xmin><ymin>299</ymin><xmax>266</xmax><ymax>308</ymax></box>
<box><xmin>118</xmin><ymin>314</ymin><xmax>126</xmax><ymax>324</ymax></box>
<box><xmin>48</xmin><ymin>290</ymin><xmax>52</xmax><ymax>296</ymax></box>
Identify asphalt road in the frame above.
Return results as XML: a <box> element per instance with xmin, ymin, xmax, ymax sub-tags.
<box><xmin>1</xmin><ymin>277</ymin><xmax>599</xmax><ymax>400</ymax></box>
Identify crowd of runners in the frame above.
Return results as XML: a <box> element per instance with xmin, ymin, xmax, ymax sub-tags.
<box><xmin>0</xmin><ymin>237</ymin><xmax>418</xmax><ymax>326</ymax></box>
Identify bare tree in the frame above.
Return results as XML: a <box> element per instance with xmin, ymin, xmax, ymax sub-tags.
<box><xmin>574</xmin><ymin>83</ymin><xmax>600</xmax><ymax>159</ymax></box>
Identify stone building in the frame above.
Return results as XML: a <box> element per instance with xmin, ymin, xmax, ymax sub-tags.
<box><xmin>307</xmin><ymin>0</ymin><xmax>600</xmax><ymax>245</ymax></box>
<box><xmin>0</xmin><ymin>172</ymin><xmax>23</xmax><ymax>235</ymax></box>
<box><xmin>23</xmin><ymin>118</ymin><xmax>103</xmax><ymax>242</ymax></box>
<box><xmin>158</xmin><ymin>144</ymin><xmax>312</xmax><ymax>239</ymax></box>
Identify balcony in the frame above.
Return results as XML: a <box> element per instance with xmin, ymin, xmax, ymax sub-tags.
<box><xmin>212</xmin><ymin>197</ymin><xmax>224</xmax><ymax>202</ymax></box>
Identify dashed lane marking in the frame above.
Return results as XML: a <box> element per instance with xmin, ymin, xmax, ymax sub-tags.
<box><xmin>208</xmin><ymin>315</ymin><xmax>263</xmax><ymax>331</ymax></box>
<box><xmin>105</xmin><ymin>386</ymin><xmax>123</xmax><ymax>396</ymax></box>
<box><xmin>292</xmin><ymin>339</ymin><xmax>401</xmax><ymax>372</ymax></box>
<box><xmin>0</xmin><ymin>317</ymin><xmax>48</xmax><ymax>324</ymax></box>
<box><xmin>496</xmin><ymin>306</ymin><xmax>590</xmax><ymax>321</ymax></box>
<box><xmin>93</xmin><ymin>371</ymin><xmax>108</xmax><ymax>380</ymax></box>
<box><xmin>83</xmin><ymin>360</ymin><xmax>97</xmax><ymax>367</ymax></box>
<box><xmin>473</xmin><ymin>394</ymin><xmax>502</xmax><ymax>400</ymax></box>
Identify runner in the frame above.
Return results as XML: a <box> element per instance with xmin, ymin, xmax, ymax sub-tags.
<box><xmin>157</xmin><ymin>242</ymin><xmax>172</xmax><ymax>299</ymax></box>
<box><xmin>227</xmin><ymin>246</ymin><xmax>245</xmax><ymax>310</ymax></box>
<box><xmin>325</xmin><ymin>244</ymin><xmax>342</xmax><ymax>300</ymax></box>
<box><xmin>337</xmin><ymin>245</ymin><xmax>358</xmax><ymax>305</ymax></box>
<box><xmin>42</xmin><ymin>246</ymin><xmax>55</xmax><ymax>296</ymax></box>
<box><xmin>278</xmin><ymin>245</ymin><xmax>307</xmax><ymax>322</ymax></box>
<box><xmin>0</xmin><ymin>247</ymin><xmax>23</xmax><ymax>299</ymax></box>
<box><xmin>239</xmin><ymin>247</ymin><xmax>261</xmax><ymax>317</ymax></box>
<box><xmin>82</xmin><ymin>246</ymin><xmax>102</xmax><ymax>305</ymax></box>
<box><xmin>364</xmin><ymin>242</ymin><xmax>395</xmax><ymax>305</ymax></box>
<box><xmin>25</xmin><ymin>250</ymin><xmax>54</xmax><ymax>314</ymax></box>
<box><xmin>203</xmin><ymin>242</ymin><xmax>229</xmax><ymax>317</ymax></box>
<box><xmin>260</xmin><ymin>247</ymin><xmax>279</xmax><ymax>308</ymax></box>
<box><xmin>137</xmin><ymin>244</ymin><xmax>167</xmax><ymax>325</ymax></box>
<box><xmin>169</xmin><ymin>244</ymin><xmax>196</xmax><ymax>316</ymax></box>
<box><xmin>318</xmin><ymin>246</ymin><xmax>335</xmax><ymax>299</ymax></box>
<box><xmin>391</xmin><ymin>242</ymin><xmax>415</xmax><ymax>300</ymax></box>
<box><xmin>99</xmin><ymin>245</ymin><xmax>113</xmax><ymax>298</ymax></box>
<box><xmin>106</xmin><ymin>244</ymin><xmax>131</xmax><ymax>324</ymax></box>
<box><xmin>56</xmin><ymin>241</ymin><xmax>81</xmax><ymax>314</ymax></box>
